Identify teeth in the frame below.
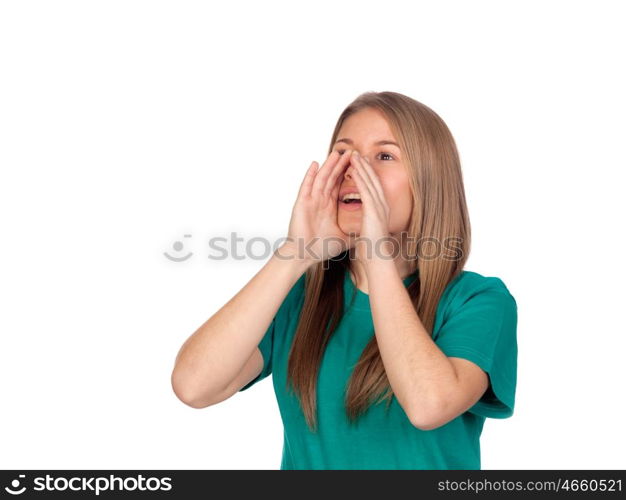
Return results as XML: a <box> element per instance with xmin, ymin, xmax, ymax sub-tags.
<box><xmin>342</xmin><ymin>193</ymin><xmax>361</xmax><ymax>202</ymax></box>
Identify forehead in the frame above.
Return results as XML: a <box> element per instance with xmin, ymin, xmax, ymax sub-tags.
<box><xmin>337</xmin><ymin>108</ymin><xmax>394</xmax><ymax>138</ymax></box>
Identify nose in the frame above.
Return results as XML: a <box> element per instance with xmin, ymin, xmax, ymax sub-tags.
<box><xmin>343</xmin><ymin>164</ymin><xmax>354</xmax><ymax>181</ymax></box>
<box><xmin>342</xmin><ymin>152</ymin><xmax>360</xmax><ymax>181</ymax></box>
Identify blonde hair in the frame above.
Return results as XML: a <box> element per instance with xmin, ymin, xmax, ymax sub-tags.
<box><xmin>286</xmin><ymin>91</ymin><xmax>471</xmax><ymax>431</ymax></box>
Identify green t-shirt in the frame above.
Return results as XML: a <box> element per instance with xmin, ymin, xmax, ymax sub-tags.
<box><xmin>239</xmin><ymin>267</ymin><xmax>518</xmax><ymax>470</ymax></box>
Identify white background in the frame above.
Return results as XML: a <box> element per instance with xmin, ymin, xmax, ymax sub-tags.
<box><xmin>1</xmin><ymin>0</ymin><xmax>624</xmax><ymax>469</ymax></box>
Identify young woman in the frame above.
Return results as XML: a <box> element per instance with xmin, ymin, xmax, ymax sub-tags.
<box><xmin>171</xmin><ymin>91</ymin><xmax>518</xmax><ymax>470</ymax></box>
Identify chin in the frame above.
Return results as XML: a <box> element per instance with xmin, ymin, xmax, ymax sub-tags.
<box><xmin>338</xmin><ymin>218</ymin><xmax>361</xmax><ymax>237</ymax></box>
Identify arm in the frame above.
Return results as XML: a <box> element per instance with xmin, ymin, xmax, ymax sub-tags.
<box><xmin>172</xmin><ymin>149</ymin><xmax>354</xmax><ymax>409</ymax></box>
<box><xmin>171</xmin><ymin>247</ymin><xmax>308</xmax><ymax>409</ymax></box>
<box><xmin>367</xmin><ymin>260</ymin><xmax>488</xmax><ymax>430</ymax></box>
<box><xmin>347</xmin><ymin>149</ymin><xmax>489</xmax><ymax>430</ymax></box>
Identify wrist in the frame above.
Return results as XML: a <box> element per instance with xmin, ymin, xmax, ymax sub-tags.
<box><xmin>272</xmin><ymin>243</ymin><xmax>313</xmax><ymax>275</ymax></box>
<box><xmin>363</xmin><ymin>253</ymin><xmax>397</xmax><ymax>279</ymax></box>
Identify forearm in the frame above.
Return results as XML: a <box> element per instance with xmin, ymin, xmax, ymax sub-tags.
<box><xmin>172</xmin><ymin>248</ymin><xmax>308</xmax><ymax>401</ymax></box>
<box><xmin>366</xmin><ymin>260</ymin><xmax>458</xmax><ymax>426</ymax></box>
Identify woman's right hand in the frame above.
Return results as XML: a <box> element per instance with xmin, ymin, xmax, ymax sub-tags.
<box><xmin>276</xmin><ymin>150</ymin><xmax>355</xmax><ymax>267</ymax></box>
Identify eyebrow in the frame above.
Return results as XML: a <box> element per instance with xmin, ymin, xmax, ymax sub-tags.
<box><xmin>334</xmin><ymin>138</ymin><xmax>400</xmax><ymax>148</ymax></box>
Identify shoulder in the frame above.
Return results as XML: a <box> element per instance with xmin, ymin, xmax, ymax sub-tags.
<box><xmin>435</xmin><ymin>270</ymin><xmax>517</xmax><ymax>326</ymax></box>
<box><xmin>433</xmin><ymin>270</ymin><xmax>518</xmax><ymax>351</ymax></box>
<box><xmin>442</xmin><ymin>270</ymin><xmax>515</xmax><ymax>305</ymax></box>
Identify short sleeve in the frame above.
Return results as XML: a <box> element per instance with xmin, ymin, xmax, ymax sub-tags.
<box><xmin>434</xmin><ymin>283</ymin><xmax>518</xmax><ymax>419</ymax></box>
<box><xmin>238</xmin><ymin>316</ymin><xmax>275</xmax><ymax>392</ymax></box>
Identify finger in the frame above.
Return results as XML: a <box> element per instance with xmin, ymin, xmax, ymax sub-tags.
<box><xmin>311</xmin><ymin>150</ymin><xmax>341</xmax><ymax>197</ymax></box>
<box><xmin>358</xmin><ymin>155</ymin><xmax>387</xmax><ymax>206</ymax></box>
<box><xmin>350</xmin><ymin>161</ymin><xmax>376</xmax><ymax>210</ymax></box>
<box><xmin>352</xmin><ymin>153</ymin><xmax>382</xmax><ymax>205</ymax></box>
<box><xmin>323</xmin><ymin>149</ymin><xmax>352</xmax><ymax>198</ymax></box>
<box><xmin>297</xmin><ymin>161</ymin><xmax>319</xmax><ymax>199</ymax></box>
<box><xmin>352</xmin><ymin>152</ymin><xmax>383</xmax><ymax>208</ymax></box>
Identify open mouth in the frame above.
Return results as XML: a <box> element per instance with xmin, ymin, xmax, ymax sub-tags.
<box><xmin>340</xmin><ymin>192</ymin><xmax>362</xmax><ymax>205</ymax></box>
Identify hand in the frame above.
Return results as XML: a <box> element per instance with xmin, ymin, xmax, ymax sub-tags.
<box><xmin>349</xmin><ymin>150</ymin><xmax>394</xmax><ymax>269</ymax></box>
<box><xmin>277</xmin><ymin>150</ymin><xmax>354</xmax><ymax>267</ymax></box>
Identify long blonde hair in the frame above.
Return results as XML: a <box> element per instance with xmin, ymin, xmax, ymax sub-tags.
<box><xmin>286</xmin><ymin>91</ymin><xmax>471</xmax><ymax>431</ymax></box>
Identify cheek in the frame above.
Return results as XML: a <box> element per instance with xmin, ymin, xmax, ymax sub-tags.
<box><xmin>381</xmin><ymin>174</ymin><xmax>412</xmax><ymax>209</ymax></box>
<box><xmin>381</xmin><ymin>174</ymin><xmax>413</xmax><ymax>228</ymax></box>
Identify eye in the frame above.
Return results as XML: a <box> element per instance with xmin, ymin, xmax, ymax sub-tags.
<box><xmin>336</xmin><ymin>150</ymin><xmax>394</xmax><ymax>159</ymax></box>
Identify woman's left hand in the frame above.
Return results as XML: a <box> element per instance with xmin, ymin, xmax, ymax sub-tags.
<box><xmin>349</xmin><ymin>150</ymin><xmax>394</xmax><ymax>268</ymax></box>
